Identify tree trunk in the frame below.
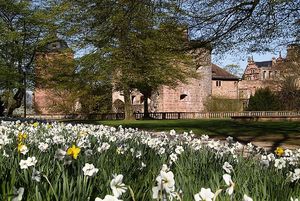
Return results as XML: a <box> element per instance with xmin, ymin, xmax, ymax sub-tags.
<box><xmin>7</xmin><ymin>88</ymin><xmax>25</xmax><ymax>116</ymax></box>
<box><xmin>143</xmin><ymin>92</ymin><xmax>150</xmax><ymax>119</ymax></box>
<box><xmin>123</xmin><ymin>88</ymin><xmax>135</xmax><ymax>120</ymax></box>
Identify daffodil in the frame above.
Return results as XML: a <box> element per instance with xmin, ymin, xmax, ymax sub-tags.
<box><xmin>12</xmin><ymin>187</ymin><xmax>24</xmax><ymax>201</ymax></box>
<box><xmin>18</xmin><ymin>144</ymin><xmax>28</xmax><ymax>155</ymax></box>
<box><xmin>194</xmin><ymin>188</ymin><xmax>215</xmax><ymax>201</ymax></box>
<box><xmin>243</xmin><ymin>194</ymin><xmax>253</xmax><ymax>201</ymax></box>
<box><xmin>223</xmin><ymin>174</ymin><xmax>235</xmax><ymax>195</ymax></box>
<box><xmin>32</xmin><ymin>122</ymin><xmax>39</xmax><ymax>128</ymax></box>
<box><xmin>95</xmin><ymin>195</ymin><xmax>123</xmax><ymax>201</ymax></box>
<box><xmin>222</xmin><ymin>162</ymin><xmax>233</xmax><ymax>174</ymax></box>
<box><xmin>82</xmin><ymin>163</ymin><xmax>99</xmax><ymax>177</ymax></box>
<box><xmin>67</xmin><ymin>145</ymin><xmax>81</xmax><ymax>159</ymax></box>
<box><xmin>110</xmin><ymin>174</ymin><xmax>127</xmax><ymax>198</ymax></box>
<box><xmin>17</xmin><ymin>132</ymin><xmax>27</xmax><ymax>142</ymax></box>
<box><xmin>275</xmin><ymin>147</ymin><xmax>284</xmax><ymax>156</ymax></box>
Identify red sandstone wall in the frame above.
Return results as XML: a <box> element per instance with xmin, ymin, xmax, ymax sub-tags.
<box><xmin>212</xmin><ymin>80</ymin><xmax>238</xmax><ymax>99</ymax></box>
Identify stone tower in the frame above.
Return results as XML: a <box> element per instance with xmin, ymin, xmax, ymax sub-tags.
<box><xmin>154</xmin><ymin>41</ymin><xmax>212</xmax><ymax>112</ymax></box>
<box><xmin>34</xmin><ymin>38</ymin><xmax>74</xmax><ymax>114</ymax></box>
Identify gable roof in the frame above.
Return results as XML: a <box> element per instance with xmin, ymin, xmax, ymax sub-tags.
<box><xmin>212</xmin><ymin>64</ymin><xmax>240</xmax><ymax>80</ymax></box>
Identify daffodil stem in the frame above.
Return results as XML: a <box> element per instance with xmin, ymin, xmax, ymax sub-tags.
<box><xmin>43</xmin><ymin>174</ymin><xmax>59</xmax><ymax>201</ymax></box>
<box><xmin>127</xmin><ymin>186</ymin><xmax>136</xmax><ymax>201</ymax></box>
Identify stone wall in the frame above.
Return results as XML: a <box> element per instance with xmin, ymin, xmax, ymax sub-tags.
<box><xmin>212</xmin><ymin>80</ymin><xmax>238</xmax><ymax>99</ymax></box>
<box><xmin>156</xmin><ymin>47</ymin><xmax>212</xmax><ymax>112</ymax></box>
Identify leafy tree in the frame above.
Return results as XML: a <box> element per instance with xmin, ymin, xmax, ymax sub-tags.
<box><xmin>0</xmin><ymin>0</ymin><xmax>64</xmax><ymax>115</ymax></box>
<box><xmin>247</xmin><ymin>87</ymin><xmax>281</xmax><ymax>111</ymax></box>
<box><xmin>66</xmin><ymin>0</ymin><xmax>194</xmax><ymax>119</ymax></box>
<box><xmin>277</xmin><ymin>76</ymin><xmax>300</xmax><ymax>111</ymax></box>
<box><xmin>76</xmin><ymin>53</ymin><xmax>112</xmax><ymax>114</ymax></box>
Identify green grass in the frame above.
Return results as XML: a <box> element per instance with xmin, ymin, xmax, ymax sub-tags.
<box><xmin>64</xmin><ymin>119</ymin><xmax>300</xmax><ymax>148</ymax></box>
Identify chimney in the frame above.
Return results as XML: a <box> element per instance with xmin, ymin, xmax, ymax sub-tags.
<box><xmin>247</xmin><ymin>56</ymin><xmax>254</xmax><ymax>64</ymax></box>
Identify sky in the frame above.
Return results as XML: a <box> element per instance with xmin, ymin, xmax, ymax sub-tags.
<box><xmin>213</xmin><ymin>51</ymin><xmax>282</xmax><ymax>71</ymax></box>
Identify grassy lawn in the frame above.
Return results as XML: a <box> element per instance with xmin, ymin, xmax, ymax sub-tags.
<box><xmin>64</xmin><ymin>119</ymin><xmax>300</xmax><ymax>148</ymax></box>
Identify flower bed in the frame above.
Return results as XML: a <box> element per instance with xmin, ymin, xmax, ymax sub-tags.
<box><xmin>0</xmin><ymin>120</ymin><xmax>299</xmax><ymax>201</ymax></box>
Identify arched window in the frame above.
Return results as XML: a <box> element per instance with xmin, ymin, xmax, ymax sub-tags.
<box><xmin>180</xmin><ymin>94</ymin><xmax>188</xmax><ymax>100</ymax></box>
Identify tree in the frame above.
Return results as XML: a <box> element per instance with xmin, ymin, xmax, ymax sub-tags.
<box><xmin>76</xmin><ymin>53</ymin><xmax>112</xmax><ymax>114</ymax></box>
<box><xmin>247</xmin><ymin>87</ymin><xmax>281</xmax><ymax>111</ymax></box>
<box><xmin>181</xmin><ymin>0</ymin><xmax>300</xmax><ymax>53</ymax></box>
<box><xmin>276</xmin><ymin>44</ymin><xmax>300</xmax><ymax>110</ymax></box>
<box><xmin>0</xmin><ymin>0</ymin><xmax>64</xmax><ymax>116</ymax></box>
<box><xmin>66</xmin><ymin>0</ymin><xmax>194</xmax><ymax>119</ymax></box>
<box><xmin>223</xmin><ymin>64</ymin><xmax>243</xmax><ymax>78</ymax></box>
<box><xmin>0</xmin><ymin>99</ymin><xmax>4</xmax><ymax>116</ymax></box>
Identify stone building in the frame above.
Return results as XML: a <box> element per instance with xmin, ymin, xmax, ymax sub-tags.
<box><xmin>211</xmin><ymin>64</ymin><xmax>239</xmax><ymax>99</ymax></box>
<box><xmin>239</xmin><ymin>44</ymin><xmax>300</xmax><ymax>107</ymax></box>
<box><xmin>112</xmin><ymin>41</ymin><xmax>213</xmax><ymax>113</ymax></box>
<box><xmin>34</xmin><ymin>38</ymin><xmax>75</xmax><ymax>114</ymax></box>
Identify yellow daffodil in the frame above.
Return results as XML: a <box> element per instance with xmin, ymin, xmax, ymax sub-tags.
<box><xmin>18</xmin><ymin>143</ymin><xmax>24</xmax><ymax>152</ymax></box>
<box><xmin>275</xmin><ymin>147</ymin><xmax>284</xmax><ymax>157</ymax></box>
<box><xmin>18</xmin><ymin>132</ymin><xmax>27</xmax><ymax>142</ymax></box>
<box><xmin>67</xmin><ymin>145</ymin><xmax>81</xmax><ymax>159</ymax></box>
<box><xmin>32</xmin><ymin>122</ymin><xmax>39</xmax><ymax>128</ymax></box>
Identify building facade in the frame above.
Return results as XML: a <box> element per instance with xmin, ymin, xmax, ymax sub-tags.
<box><xmin>112</xmin><ymin>41</ymin><xmax>213</xmax><ymax>113</ymax></box>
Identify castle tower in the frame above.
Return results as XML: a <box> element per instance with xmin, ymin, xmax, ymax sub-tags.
<box><xmin>34</xmin><ymin>37</ymin><xmax>75</xmax><ymax>114</ymax></box>
<box><xmin>155</xmin><ymin>41</ymin><xmax>212</xmax><ymax>112</ymax></box>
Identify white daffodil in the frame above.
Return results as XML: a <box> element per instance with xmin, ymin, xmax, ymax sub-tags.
<box><xmin>290</xmin><ymin>168</ymin><xmax>300</xmax><ymax>182</ymax></box>
<box><xmin>95</xmin><ymin>195</ymin><xmax>123</xmax><ymax>201</ymax></box>
<box><xmin>19</xmin><ymin>156</ymin><xmax>37</xmax><ymax>169</ymax></box>
<box><xmin>31</xmin><ymin>168</ymin><xmax>41</xmax><ymax>182</ymax></box>
<box><xmin>158</xmin><ymin>147</ymin><xmax>165</xmax><ymax>155</ymax></box>
<box><xmin>223</xmin><ymin>174</ymin><xmax>235</xmax><ymax>195</ymax></box>
<box><xmin>110</xmin><ymin>174</ymin><xmax>127</xmax><ymax>198</ymax></box>
<box><xmin>12</xmin><ymin>187</ymin><xmax>24</xmax><ymax>201</ymax></box>
<box><xmin>274</xmin><ymin>158</ymin><xmax>286</xmax><ymax>169</ymax></box>
<box><xmin>291</xmin><ymin>197</ymin><xmax>299</xmax><ymax>201</ymax></box>
<box><xmin>170</xmin><ymin>153</ymin><xmax>178</xmax><ymax>163</ymax></box>
<box><xmin>38</xmin><ymin>142</ymin><xmax>48</xmax><ymax>152</ymax></box>
<box><xmin>19</xmin><ymin>144</ymin><xmax>29</xmax><ymax>155</ymax></box>
<box><xmin>194</xmin><ymin>188</ymin><xmax>215</xmax><ymax>201</ymax></box>
<box><xmin>82</xmin><ymin>163</ymin><xmax>99</xmax><ymax>177</ymax></box>
<box><xmin>222</xmin><ymin>162</ymin><xmax>233</xmax><ymax>174</ymax></box>
<box><xmin>156</xmin><ymin>170</ymin><xmax>175</xmax><ymax>193</ymax></box>
<box><xmin>243</xmin><ymin>194</ymin><xmax>253</xmax><ymax>201</ymax></box>
<box><xmin>54</xmin><ymin>149</ymin><xmax>66</xmax><ymax>161</ymax></box>
<box><xmin>175</xmin><ymin>146</ymin><xmax>184</xmax><ymax>155</ymax></box>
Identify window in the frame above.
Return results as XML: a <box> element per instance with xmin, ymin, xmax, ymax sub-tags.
<box><xmin>251</xmin><ymin>69</ymin><xmax>255</xmax><ymax>74</ymax></box>
<box><xmin>263</xmin><ymin>71</ymin><xmax>266</xmax><ymax>80</ymax></box>
<box><xmin>131</xmin><ymin>96</ymin><xmax>135</xmax><ymax>104</ymax></box>
<box><xmin>269</xmin><ymin>71</ymin><xmax>272</xmax><ymax>79</ymax></box>
<box><xmin>216</xmin><ymin>80</ymin><xmax>221</xmax><ymax>87</ymax></box>
<box><xmin>180</xmin><ymin>94</ymin><xmax>188</xmax><ymax>100</ymax></box>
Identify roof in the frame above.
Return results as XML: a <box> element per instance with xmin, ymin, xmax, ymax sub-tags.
<box><xmin>255</xmin><ymin>61</ymin><xmax>272</xmax><ymax>68</ymax></box>
<box><xmin>212</xmin><ymin>64</ymin><xmax>240</xmax><ymax>80</ymax></box>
